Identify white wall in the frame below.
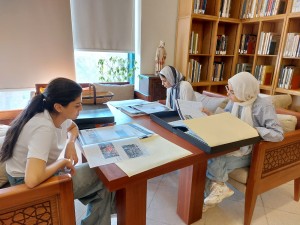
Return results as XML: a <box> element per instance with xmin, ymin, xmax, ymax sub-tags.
<box><xmin>0</xmin><ymin>0</ymin><xmax>75</xmax><ymax>89</ymax></box>
<box><xmin>140</xmin><ymin>0</ymin><xmax>178</xmax><ymax>74</ymax></box>
<box><xmin>0</xmin><ymin>0</ymin><xmax>178</xmax><ymax>88</ymax></box>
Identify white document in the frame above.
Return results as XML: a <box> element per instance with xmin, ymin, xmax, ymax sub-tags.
<box><xmin>108</xmin><ymin>99</ymin><xmax>170</xmax><ymax>117</ymax></box>
<box><xmin>83</xmin><ymin>137</ymin><xmax>149</xmax><ymax>167</ymax></box>
<box><xmin>183</xmin><ymin>112</ymin><xmax>259</xmax><ymax>147</ymax></box>
<box><xmin>131</xmin><ymin>102</ymin><xmax>170</xmax><ymax>114</ymax></box>
<box><xmin>176</xmin><ymin>99</ymin><xmax>207</xmax><ymax>120</ymax></box>
<box><xmin>116</xmin><ymin>135</ymin><xmax>192</xmax><ymax>176</ymax></box>
<box><xmin>78</xmin><ymin>123</ymin><xmax>154</xmax><ymax>146</ymax></box>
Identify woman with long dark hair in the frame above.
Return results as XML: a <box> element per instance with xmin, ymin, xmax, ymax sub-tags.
<box><xmin>0</xmin><ymin>77</ymin><xmax>115</xmax><ymax>225</ymax></box>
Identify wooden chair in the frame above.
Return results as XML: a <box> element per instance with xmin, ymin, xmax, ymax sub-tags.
<box><xmin>0</xmin><ymin>174</ymin><xmax>75</xmax><ymax>224</ymax></box>
<box><xmin>228</xmin><ymin>108</ymin><xmax>300</xmax><ymax>225</ymax></box>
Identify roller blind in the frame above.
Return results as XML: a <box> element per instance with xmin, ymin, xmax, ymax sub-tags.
<box><xmin>70</xmin><ymin>0</ymin><xmax>135</xmax><ymax>52</ymax></box>
<box><xmin>0</xmin><ymin>0</ymin><xmax>75</xmax><ymax>89</ymax></box>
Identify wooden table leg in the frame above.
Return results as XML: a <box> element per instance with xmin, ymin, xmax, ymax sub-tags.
<box><xmin>116</xmin><ymin>180</ymin><xmax>147</xmax><ymax>225</ymax></box>
<box><xmin>177</xmin><ymin>161</ymin><xmax>207</xmax><ymax>224</ymax></box>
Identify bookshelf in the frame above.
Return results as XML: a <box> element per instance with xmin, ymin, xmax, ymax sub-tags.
<box><xmin>175</xmin><ymin>0</ymin><xmax>300</xmax><ymax>101</ymax></box>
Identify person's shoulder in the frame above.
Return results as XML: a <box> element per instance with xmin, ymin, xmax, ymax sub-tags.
<box><xmin>180</xmin><ymin>81</ymin><xmax>193</xmax><ymax>88</ymax></box>
<box><xmin>254</xmin><ymin>96</ymin><xmax>273</xmax><ymax>107</ymax></box>
<box><xmin>26</xmin><ymin>111</ymin><xmax>54</xmax><ymax>130</ymax></box>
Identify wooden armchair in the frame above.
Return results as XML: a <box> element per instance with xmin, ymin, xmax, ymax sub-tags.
<box><xmin>228</xmin><ymin>108</ymin><xmax>300</xmax><ymax>225</ymax></box>
<box><xmin>0</xmin><ymin>174</ymin><xmax>75</xmax><ymax>224</ymax></box>
<box><xmin>201</xmin><ymin>91</ymin><xmax>300</xmax><ymax>225</ymax></box>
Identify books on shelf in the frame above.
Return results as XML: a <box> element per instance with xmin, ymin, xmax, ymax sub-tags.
<box><xmin>108</xmin><ymin>99</ymin><xmax>170</xmax><ymax>117</ymax></box>
<box><xmin>219</xmin><ymin>0</ymin><xmax>232</xmax><ymax>17</ymax></box>
<box><xmin>189</xmin><ymin>31</ymin><xmax>199</xmax><ymax>54</ymax></box>
<box><xmin>240</xmin><ymin>0</ymin><xmax>286</xmax><ymax>18</ymax></box>
<box><xmin>258</xmin><ymin>32</ymin><xmax>280</xmax><ymax>55</ymax></box>
<box><xmin>239</xmin><ymin>34</ymin><xmax>257</xmax><ymax>54</ymax></box>
<box><xmin>254</xmin><ymin>65</ymin><xmax>274</xmax><ymax>85</ymax></box>
<box><xmin>193</xmin><ymin>0</ymin><xmax>207</xmax><ymax>14</ymax></box>
<box><xmin>283</xmin><ymin>33</ymin><xmax>300</xmax><ymax>58</ymax></box>
<box><xmin>278</xmin><ymin>66</ymin><xmax>300</xmax><ymax>90</ymax></box>
<box><xmin>292</xmin><ymin>0</ymin><xmax>300</xmax><ymax>13</ymax></box>
<box><xmin>213</xmin><ymin>61</ymin><xmax>225</xmax><ymax>81</ymax></box>
<box><xmin>236</xmin><ymin>63</ymin><xmax>252</xmax><ymax>74</ymax></box>
<box><xmin>187</xmin><ymin>59</ymin><xmax>202</xmax><ymax>83</ymax></box>
<box><xmin>216</xmin><ymin>35</ymin><xmax>228</xmax><ymax>55</ymax></box>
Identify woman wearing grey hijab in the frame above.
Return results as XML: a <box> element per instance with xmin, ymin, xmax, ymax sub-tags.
<box><xmin>159</xmin><ymin>65</ymin><xmax>195</xmax><ymax>110</ymax></box>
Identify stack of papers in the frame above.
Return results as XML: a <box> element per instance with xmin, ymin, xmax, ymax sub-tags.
<box><xmin>108</xmin><ymin>99</ymin><xmax>170</xmax><ymax>117</ymax></box>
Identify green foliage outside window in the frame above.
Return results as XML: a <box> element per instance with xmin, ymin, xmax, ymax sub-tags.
<box><xmin>97</xmin><ymin>56</ymin><xmax>138</xmax><ymax>82</ymax></box>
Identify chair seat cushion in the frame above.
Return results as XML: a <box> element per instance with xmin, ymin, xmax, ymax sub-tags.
<box><xmin>228</xmin><ymin>167</ymin><xmax>249</xmax><ymax>184</ymax></box>
<box><xmin>93</xmin><ymin>83</ymin><xmax>134</xmax><ymax>101</ymax></box>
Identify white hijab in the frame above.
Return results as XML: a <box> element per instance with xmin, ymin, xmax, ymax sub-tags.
<box><xmin>160</xmin><ymin>66</ymin><xmax>184</xmax><ymax>110</ymax></box>
<box><xmin>228</xmin><ymin>72</ymin><xmax>260</xmax><ymax>156</ymax></box>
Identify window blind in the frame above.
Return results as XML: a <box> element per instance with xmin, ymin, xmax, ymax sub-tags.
<box><xmin>70</xmin><ymin>0</ymin><xmax>135</xmax><ymax>52</ymax></box>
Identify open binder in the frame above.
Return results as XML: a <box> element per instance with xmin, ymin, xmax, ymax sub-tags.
<box><xmin>150</xmin><ymin>111</ymin><xmax>261</xmax><ymax>154</ymax></box>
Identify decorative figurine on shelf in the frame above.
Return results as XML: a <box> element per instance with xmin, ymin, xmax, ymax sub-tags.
<box><xmin>155</xmin><ymin>40</ymin><xmax>167</xmax><ymax>75</ymax></box>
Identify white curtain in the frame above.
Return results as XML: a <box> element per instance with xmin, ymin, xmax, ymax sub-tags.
<box><xmin>71</xmin><ymin>0</ymin><xmax>135</xmax><ymax>52</ymax></box>
<box><xmin>0</xmin><ymin>0</ymin><xmax>75</xmax><ymax>89</ymax></box>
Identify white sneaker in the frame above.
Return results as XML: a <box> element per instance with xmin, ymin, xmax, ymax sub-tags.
<box><xmin>202</xmin><ymin>203</ymin><xmax>216</xmax><ymax>212</ymax></box>
<box><xmin>204</xmin><ymin>182</ymin><xmax>234</xmax><ymax>205</ymax></box>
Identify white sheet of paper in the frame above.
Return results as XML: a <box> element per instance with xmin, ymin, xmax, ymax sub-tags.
<box><xmin>183</xmin><ymin>112</ymin><xmax>259</xmax><ymax>147</ymax></box>
<box><xmin>176</xmin><ymin>99</ymin><xmax>207</xmax><ymax>120</ymax></box>
<box><xmin>115</xmin><ymin>134</ymin><xmax>192</xmax><ymax>176</ymax></box>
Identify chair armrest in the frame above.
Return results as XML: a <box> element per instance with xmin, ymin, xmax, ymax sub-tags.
<box><xmin>0</xmin><ymin>174</ymin><xmax>75</xmax><ymax>224</ymax></box>
<box><xmin>250</xmin><ymin>129</ymin><xmax>300</xmax><ymax>187</ymax></box>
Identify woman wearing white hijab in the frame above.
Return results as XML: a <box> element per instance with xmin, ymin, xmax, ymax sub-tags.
<box><xmin>159</xmin><ymin>66</ymin><xmax>195</xmax><ymax>110</ymax></box>
<box><xmin>203</xmin><ymin>72</ymin><xmax>284</xmax><ymax>212</ymax></box>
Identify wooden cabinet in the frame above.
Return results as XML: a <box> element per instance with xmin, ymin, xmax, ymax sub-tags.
<box><xmin>175</xmin><ymin>0</ymin><xmax>300</xmax><ymax>100</ymax></box>
<box><xmin>138</xmin><ymin>74</ymin><xmax>166</xmax><ymax>101</ymax></box>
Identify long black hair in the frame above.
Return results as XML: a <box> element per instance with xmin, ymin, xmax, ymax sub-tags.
<box><xmin>0</xmin><ymin>77</ymin><xmax>82</xmax><ymax>162</ymax></box>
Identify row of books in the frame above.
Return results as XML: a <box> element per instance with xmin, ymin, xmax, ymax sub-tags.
<box><xmin>187</xmin><ymin>59</ymin><xmax>203</xmax><ymax>83</ymax></box>
<box><xmin>189</xmin><ymin>31</ymin><xmax>199</xmax><ymax>54</ymax></box>
<box><xmin>240</xmin><ymin>0</ymin><xmax>286</xmax><ymax>19</ymax></box>
<box><xmin>193</xmin><ymin>0</ymin><xmax>207</xmax><ymax>14</ymax></box>
<box><xmin>212</xmin><ymin>62</ymin><xmax>225</xmax><ymax>81</ymax></box>
<box><xmin>254</xmin><ymin>65</ymin><xmax>274</xmax><ymax>85</ymax></box>
<box><xmin>257</xmin><ymin>32</ymin><xmax>280</xmax><ymax>55</ymax></box>
<box><xmin>216</xmin><ymin>35</ymin><xmax>228</xmax><ymax>55</ymax></box>
<box><xmin>292</xmin><ymin>0</ymin><xmax>300</xmax><ymax>13</ymax></box>
<box><xmin>236</xmin><ymin>63</ymin><xmax>252</xmax><ymax>73</ymax></box>
<box><xmin>219</xmin><ymin>0</ymin><xmax>232</xmax><ymax>18</ymax></box>
<box><xmin>283</xmin><ymin>33</ymin><xmax>300</xmax><ymax>58</ymax></box>
<box><xmin>278</xmin><ymin>66</ymin><xmax>300</xmax><ymax>90</ymax></box>
<box><xmin>239</xmin><ymin>34</ymin><xmax>257</xmax><ymax>54</ymax></box>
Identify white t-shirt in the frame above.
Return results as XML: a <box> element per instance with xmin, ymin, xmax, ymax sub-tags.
<box><xmin>6</xmin><ymin>110</ymin><xmax>72</xmax><ymax>177</ymax></box>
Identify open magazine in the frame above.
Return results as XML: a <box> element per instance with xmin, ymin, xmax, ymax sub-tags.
<box><xmin>108</xmin><ymin>99</ymin><xmax>170</xmax><ymax>117</ymax></box>
<box><xmin>175</xmin><ymin>99</ymin><xmax>207</xmax><ymax>120</ymax></box>
<box><xmin>78</xmin><ymin>123</ymin><xmax>154</xmax><ymax>167</ymax></box>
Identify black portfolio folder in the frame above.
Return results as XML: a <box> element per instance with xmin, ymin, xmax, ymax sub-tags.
<box><xmin>150</xmin><ymin>111</ymin><xmax>261</xmax><ymax>154</ymax></box>
<box><xmin>74</xmin><ymin>108</ymin><xmax>114</xmax><ymax>130</ymax></box>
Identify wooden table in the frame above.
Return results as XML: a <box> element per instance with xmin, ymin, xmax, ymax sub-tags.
<box><xmin>88</xmin><ymin>106</ymin><xmax>209</xmax><ymax>225</ymax></box>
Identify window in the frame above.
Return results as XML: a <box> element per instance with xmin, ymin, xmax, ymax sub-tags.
<box><xmin>74</xmin><ymin>51</ymin><xmax>129</xmax><ymax>83</ymax></box>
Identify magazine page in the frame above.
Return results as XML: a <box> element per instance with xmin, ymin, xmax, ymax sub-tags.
<box><xmin>83</xmin><ymin>137</ymin><xmax>149</xmax><ymax>167</ymax></box>
<box><xmin>78</xmin><ymin>123</ymin><xmax>154</xmax><ymax>146</ymax></box>
<box><xmin>176</xmin><ymin>99</ymin><xmax>207</xmax><ymax>120</ymax></box>
<box><xmin>108</xmin><ymin>99</ymin><xmax>149</xmax><ymax>108</ymax></box>
<box><xmin>131</xmin><ymin>102</ymin><xmax>170</xmax><ymax>114</ymax></box>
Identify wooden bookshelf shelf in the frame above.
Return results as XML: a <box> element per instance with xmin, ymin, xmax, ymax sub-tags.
<box><xmin>175</xmin><ymin>0</ymin><xmax>300</xmax><ymax>98</ymax></box>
